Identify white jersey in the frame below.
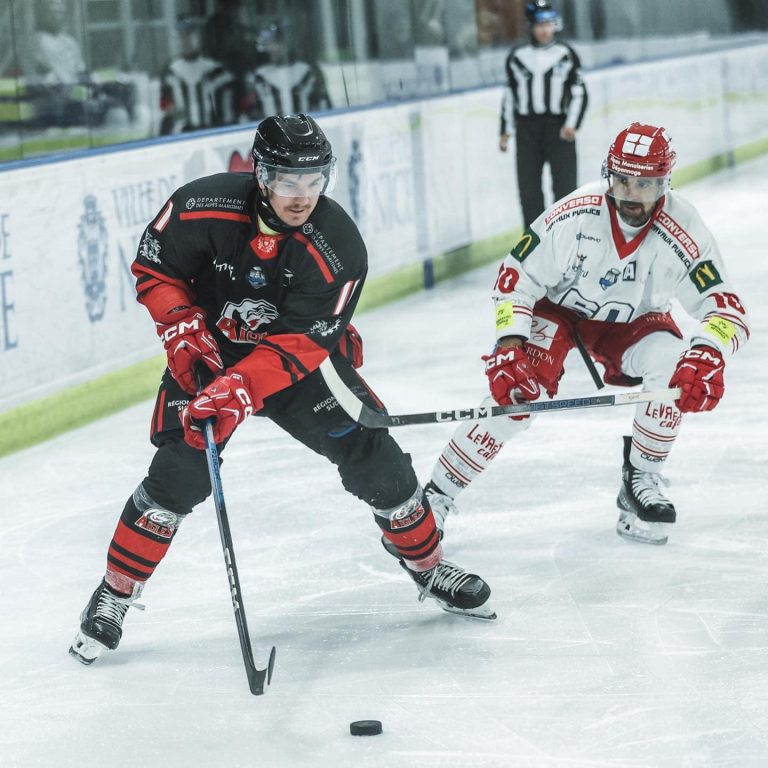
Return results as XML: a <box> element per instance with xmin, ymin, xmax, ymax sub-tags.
<box><xmin>492</xmin><ymin>181</ymin><xmax>750</xmax><ymax>359</ymax></box>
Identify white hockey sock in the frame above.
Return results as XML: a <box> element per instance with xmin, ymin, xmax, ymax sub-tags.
<box><xmin>430</xmin><ymin>395</ymin><xmax>531</xmax><ymax>498</ymax></box>
<box><xmin>629</xmin><ymin>398</ymin><xmax>682</xmax><ymax>473</ymax></box>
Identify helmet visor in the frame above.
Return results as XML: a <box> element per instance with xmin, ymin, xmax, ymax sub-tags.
<box><xmin>257</xmin><ymin>159</ymin><xmax>337</xmax><ymax>197</ymax></box>
<box><xmin>606</xmin><ymin>171</ymin><xmax>669</xmax><ymax>205</ymax></box>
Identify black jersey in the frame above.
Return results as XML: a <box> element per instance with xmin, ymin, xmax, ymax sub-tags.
<box><xmin>132</xmin><ymin>172</ymin><xmax>367</xmax><ymax>403</ymax></box>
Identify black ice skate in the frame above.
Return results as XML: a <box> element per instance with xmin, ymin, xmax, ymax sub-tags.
<box><xmin>616</xmin><ymin>436</ymin><xmax>676</xmax><ymax>546</ymax></box>
<box><xmin>382</xmin><ymin>537</ymin><xmax>496</xmax><ymax>620</ymax></box>
<box><xmin>69</xmin><ymin>578</ymin><xmax>144</xmax><ymax>665</ymax></box>
<box><xmin>424</xmin><ymin>480</ymin><xmax>459</xmax><ymax>535</ymax></box>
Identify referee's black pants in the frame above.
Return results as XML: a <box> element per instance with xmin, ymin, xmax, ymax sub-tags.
<box><xmin>515</xmin><ymin>114</ymin><xmax>578</xmax><ymax>228</ymax></box>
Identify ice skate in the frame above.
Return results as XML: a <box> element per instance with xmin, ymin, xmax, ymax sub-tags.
<box><xmin>69</xmin><ymin>578</ymin><xmax>144</xmax><ymax>665</ymax></box>
<box><xmin>616</xmin><ymin>436</ymin><xmax>675</xmax><ymax>546</ymax></box>
<box><xmin>424</xmin><ymin>480</ymin><xmax>459</xmax><ymax>534</ymax></box>
<box><xmin>382</xmin><ymin>537</ymin><xmax>496</xmax><ymax>620</ymax></box>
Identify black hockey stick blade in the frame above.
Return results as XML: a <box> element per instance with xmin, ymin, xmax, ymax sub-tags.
<box><xmin>243</xmin><ymin>640</ymin><xmax>277</xmax><ymax>695</ymax></box>
<box><xmin>319</xmin><ymin>358</ymin><xmax>681</xmax><ymax>429</ymax></box>
<box><xmin>196</xmin><ymin>368</ymin><xmax>276</xmax><ymax>695</ymax></box>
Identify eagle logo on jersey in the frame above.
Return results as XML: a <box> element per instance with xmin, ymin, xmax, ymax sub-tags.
<box><xmin>217</xmin><ymin>298</ymin><xmax>279</xmax><ymax>343</ymax></box>
<box><xmin>77</xmin><ymin>195</ymin><xmax>109</xmax><ymax>323</ymax></box>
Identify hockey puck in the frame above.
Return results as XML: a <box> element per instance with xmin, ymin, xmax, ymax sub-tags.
<box><xmin>350</xmin><ymin>720</ymin><xmax>383</xmax><ymax>736</ymax></box>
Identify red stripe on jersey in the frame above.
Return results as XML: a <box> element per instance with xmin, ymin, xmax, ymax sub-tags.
<box><xmin>153</xmin><ymin>200</ymin><xmax>174</xmax><ymax>232</ymax></box>
<box><xmin>179</xmin><ymin>211</ymin><xmax>251</xmax><ymax>223</ymax></box>
<box><xmin>608</xmin><ymin>200</ymin><xmax>660</xmax><ymax>260</ymax></box>
<box><xmin>131</xmin><ymin>262</ymin><xmax>189</xmax><ymax>292</ymax></box>
<box><xmin>135</xmin><ymin>282</ymin><xmax>193</xmax><ymax>323</ymax></box>
<box><xmin>292</xmin><ymin>232</ymin><xmax>334</xmax><ymax>284</ymax></box>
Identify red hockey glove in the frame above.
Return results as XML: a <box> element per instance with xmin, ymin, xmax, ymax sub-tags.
<box><xmin>181</xmin><ymin>373</ymin><xmax>259</xmax><ymax>449</ymax></box>
<box><xmin>669</xmin><ymin>345</ymin><xmax>725</xmax><ymax>413</ymax></box>
<box><xmin>482</xmin><ymin>346</ymin><xmax>541</xmax><ymax>407</ymax></box>
<box><xmin>156</xmin><ymin>309</ymin><xmax>223</xmax><ymax>395</ymax></box>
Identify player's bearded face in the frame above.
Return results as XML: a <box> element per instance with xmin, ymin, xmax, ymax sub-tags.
<box><xmin>263</xmin><ymin>171</ymin><xmax>324</xmax><ymax>227</ymax></box>
<box><xmin>610</xmin><ymin>174</ymin><xmax>664</xmax><ymax>226</ymax></box>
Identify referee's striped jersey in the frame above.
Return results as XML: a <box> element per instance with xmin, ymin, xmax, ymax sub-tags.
<box><xmin>500</xmin><ymin>41</ymin><xmax>588</xmax><ymax>134</ymax></box>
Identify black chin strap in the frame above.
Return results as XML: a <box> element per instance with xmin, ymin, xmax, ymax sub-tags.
<box><xmin>256</xmin><ymin>189</ymin><xmax>298</xmax><ymax>234</ymax></box>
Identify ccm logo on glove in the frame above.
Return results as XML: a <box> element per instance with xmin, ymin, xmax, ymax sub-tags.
<box><xmin>668</xmin><ymin>345</ymin><xmax>725</xmax><ymax>413</ymax></box>
<box><xmin>482</xmin><ymin>346</ymin><xmax>541</xmax><ymax>411</ymax></box>
<box><xmin>156</xmin><ymin>309</ymin><xmax>223</xmax><ymax>395</ymax></box>
<box><xmin>182</xmin><ymin>373</ymin><xmax>260</xmax><ymax>449</ymax></box>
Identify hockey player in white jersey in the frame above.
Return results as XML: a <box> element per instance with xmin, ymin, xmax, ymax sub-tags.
<box><xmin>425</xmin><ymin>122</ymin><xmax>750</xmax><ymax>545</ymax></box>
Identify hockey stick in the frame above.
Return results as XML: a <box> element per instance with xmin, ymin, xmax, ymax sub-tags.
<box><xmin>572</xmin><ymin>326</ymin><xmax>605</xmax><ymax>390</ymax></box>
<box><xmin>319</xmin><ymin>358</ymin><xmax>680</xmax><ymax>429</ymax></box>
<box><xmin>195</xmin><ymin>370</ymin><xmax>276</xmax><ymax>696</ymax></box>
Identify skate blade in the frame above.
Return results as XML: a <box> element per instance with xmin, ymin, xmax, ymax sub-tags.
<box><xmin>69</xmin><ymin>631</ymin><xmax>108</xmax><ymax>665</ymax></box>
<box><xmin>616</xmin><ymin>511</ymin><xmax>669</xmax><ymax>546</ymax></box>
<box><xmin>437</xmin><ymin>601</ymin><xmax>497</xmax><ymax>621</ymax></box>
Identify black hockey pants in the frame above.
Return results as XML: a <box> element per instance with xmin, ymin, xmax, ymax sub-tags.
<box><xmin>140</xmin><ymin>354</ymin><xmax>418</xmax><ymax>515</ymax></box>
<box><xmin>515</xmin><ymin>114</ymin><xmax>578</xmax><ymax>228</ymax></box>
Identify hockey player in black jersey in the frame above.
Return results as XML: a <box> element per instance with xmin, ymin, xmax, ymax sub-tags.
<box><xmin>70</xmin><ymin>114</ymin><xmax>494</xmax><ymax>666</ymax></box>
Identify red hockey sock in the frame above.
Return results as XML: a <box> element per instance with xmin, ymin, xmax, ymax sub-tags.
<box><xmin>378</xmin><ymin>496</ymin><xmax>442</xmax><ymax>572</ymax></box>
<box><xmin>105</xmin><ymin>496</ymin><xmax>183</xmax><ymax>594</ymax></box>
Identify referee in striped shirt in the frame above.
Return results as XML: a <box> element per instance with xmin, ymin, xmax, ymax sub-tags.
<box><xmin>500</xmin><ymin>1</ymin><xmax>588</xmax><ymax>227</ymax></box>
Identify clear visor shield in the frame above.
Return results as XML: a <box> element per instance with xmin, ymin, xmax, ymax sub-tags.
<box><xmin>257</xmin><ymin>159</ymin><xmax>337</xmax><ymax>197</ymax></box>
<box><xmin>606</xmin><ymin>171</ymin><xmax>670</xmax><ymax>205</ymax></box>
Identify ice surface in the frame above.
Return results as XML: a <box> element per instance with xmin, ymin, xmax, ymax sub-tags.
<box><xmin>1</xmin><ymin>157</ymin><xmax>767</xmax><ymax>768</ymax></box>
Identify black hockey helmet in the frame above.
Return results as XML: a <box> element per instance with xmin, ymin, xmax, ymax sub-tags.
<box><xmin>525</xmin><ymin>0</ymin><xmax>560</xmax><ymax>25</ymax></box>
<box><xmin>251</xmin><ymin>114</ymin><xmax>336</xmax><ymax>194</ymax></box>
